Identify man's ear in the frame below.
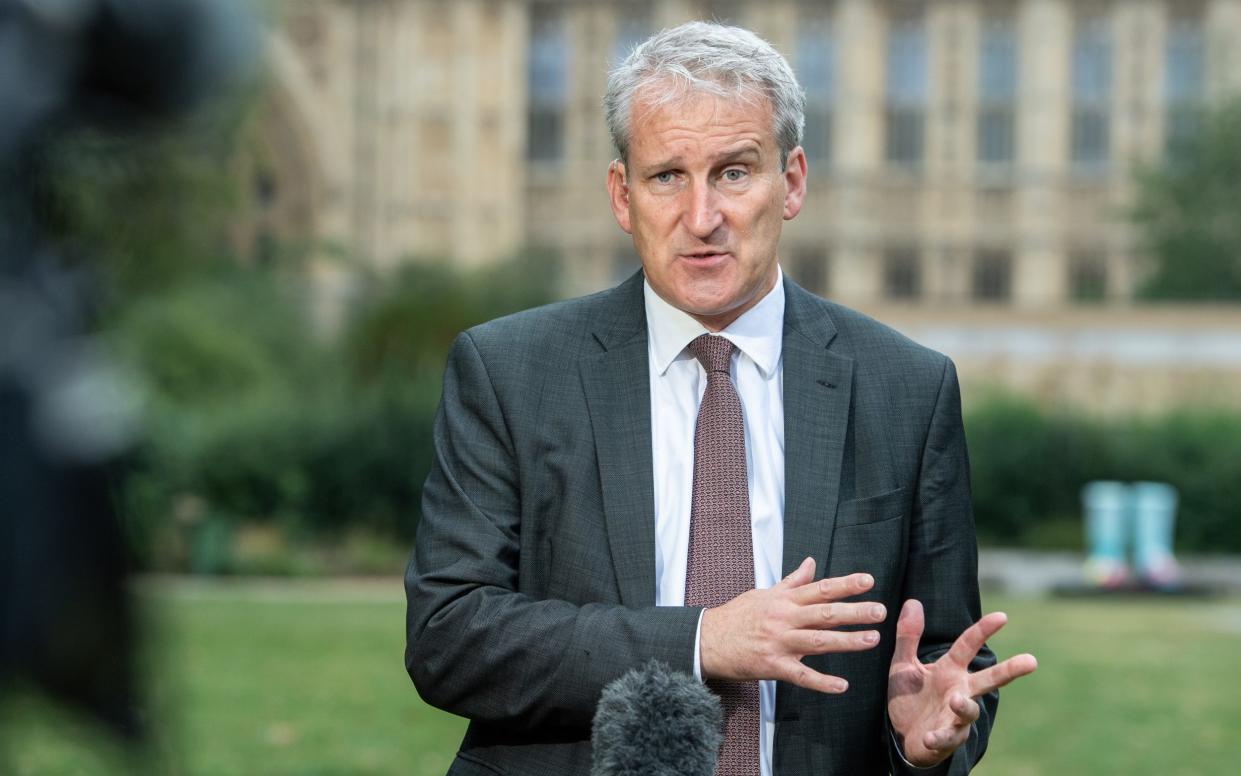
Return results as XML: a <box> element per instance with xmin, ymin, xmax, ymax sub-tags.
<box><xmin>782</xmin><ymin>146</ymin><xmax>808</xmax><ymax>221</ymax></box>
<box><xmin>607</xmin><ymin>159</ymin><xmax>633</xmax><ymax>234</ymax></box>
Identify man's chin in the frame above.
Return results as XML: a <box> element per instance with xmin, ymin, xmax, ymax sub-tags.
<box><xmin>675</xmin><ymin>294</ymin><xmax>758</xmax><ymax>330</ymax></box>
<box><xmin>675</xmin><ymin>280</ymin><xmax>771</xmax><ymax>317</ymax></box>
<box><xmin>673</xmin><ymin>293</ymin><xmax>739</xmax><ymax>318</ymax></box>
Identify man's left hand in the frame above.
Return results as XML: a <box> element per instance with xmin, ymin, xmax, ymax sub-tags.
<box><xmin>887</xmin><ymin>599</ymin><xmax>1038</xmax><ymax>768</ymax></box>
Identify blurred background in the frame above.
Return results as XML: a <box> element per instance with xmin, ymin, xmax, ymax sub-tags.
<box><xmin>2</xmin><ymin>0</ymin><xmax>1239</xmax><ymax>773</ymax></box>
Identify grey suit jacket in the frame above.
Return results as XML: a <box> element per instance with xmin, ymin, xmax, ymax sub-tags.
<box><xmin>406</xmin><ymin>272</ymin><xmax>997</xmax><ymax>775</ymax></box>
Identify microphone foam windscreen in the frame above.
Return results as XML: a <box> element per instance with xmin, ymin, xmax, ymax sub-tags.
<box><xmin>591</xmin><ymin>659</ymin><xmax>723</xmax><ymax>776</ymax></box>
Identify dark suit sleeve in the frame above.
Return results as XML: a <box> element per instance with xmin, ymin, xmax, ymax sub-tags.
<box><xmin>887</xmin><ymin>357</ymin><xmax>997</xmax><ymax>776</ymax></box>
<box><xmin>405</xmin><ymin>332</ymin><xmax>700</xmax><ymax>731</ymax></box>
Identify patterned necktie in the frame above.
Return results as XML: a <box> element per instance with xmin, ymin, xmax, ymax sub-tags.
<box><xmin>683</xmin><ymin>334</ymin><xmax>760</xmax><ymax>776</ymax></box>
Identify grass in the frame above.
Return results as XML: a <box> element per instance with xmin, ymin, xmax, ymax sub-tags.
<box><xmin>2</xmin><ymin>580</ymin><xmax>1238</xmax><ymax>775</ymax></box>
<box><xmin>974</xmin><ymin>592</ymin><xmax>1241</xmax><ymax>775</ymax></box>
<box><xmin>1</xmin><ymin>579</ymin><xmax>464</xmax><ymax>776</ymax></box>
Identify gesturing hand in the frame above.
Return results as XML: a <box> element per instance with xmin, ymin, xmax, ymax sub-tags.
<box><xmin>699</xmin><ymin>557</ymin><xmax>886</xmax><ymax>694</ymax></box>
<box><xmin>887</xmin><ymin>599</ymin><xmax>1038</xmax><ymax>768</ymax></box>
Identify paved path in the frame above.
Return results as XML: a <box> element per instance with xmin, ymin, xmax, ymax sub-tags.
<box><xmin>135</xmin><ymin>574</ymin><xmax>406</xmax><ymax>602</ymax></box>
<box><xmin>137</xmin><ymin>550</ymin><xmax>1241</xmax><ymax>600</ymax></box>
<box><xmin>978</xmin><ymin>549</ymin><xmax>1241</xmax><ymax>596</ymax></box>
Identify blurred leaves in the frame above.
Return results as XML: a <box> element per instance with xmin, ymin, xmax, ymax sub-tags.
<box><xmin>1132</xmin><ymin>99</ymin><xmax>1241</xmax><ymax>300</ymax></box>
<box><xmin>37</xmin><ymin>71</ymin><xmax>1241</xmax><ymax>572</ymax></box>
<box><xmin>342</xmin><ymin>249</ymin><xmax>560</xmax><ymax>382</ymax></box>
<box><xmin>112</xmin><ymin>269</ymin><xmax>319</xmax><ymax>405</ymax></box>
<box><xmin>29</xmin><ymin>80</ymin><xmax>561</xmax><ymax>572</ymax></box>
<box><xmin>111</xmin><ymin>253</ymin><xmax>559</xmax><ymax>572</ymax></box>
<box><xmin>36</xmin><ymin>110</ymin><xmax>251</xmax><ymax>300</ymax></box>
<box><xmin>966</xmin><ymin>393</ymin><xmax>1241</xmax><ymax>553</ymax></box>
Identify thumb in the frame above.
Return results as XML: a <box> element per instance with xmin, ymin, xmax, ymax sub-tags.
<box><xmin>778</xmin><ymin>556</ymin><xmax>816</xmax><ymax>589</ymax></box>
<box><xmin>893</xmin><ymin>599</ymin><xmax>925</xmax><ymax>665</ymax></box>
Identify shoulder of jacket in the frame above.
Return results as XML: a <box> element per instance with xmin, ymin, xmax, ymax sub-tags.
<box><xmin>820</xmin><ymin>299</ymin><xmax>950</xmax><ymax>373</ymax></box>
<box><xmin>461</xmin><ymin>286</ymin><xmax>615</xmax><ymax>357</ymax></box>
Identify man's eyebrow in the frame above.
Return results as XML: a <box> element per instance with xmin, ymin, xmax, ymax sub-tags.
<box><xmin>714</xmin><ymin>145</ymin><xmax>761</xmax><ymax>164</ymax></box>
<box><xmin>641</xmin><ymin>145</ymin><xmax>762</xmax><ymax>173</ymax></box>
<box><xmin>642</xmin><ymin>155</ymin><xmax>683</xmax><ymax>173</ymax></box>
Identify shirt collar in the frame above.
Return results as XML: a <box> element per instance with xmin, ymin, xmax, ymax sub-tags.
<box><xmin>644</xmin><ymin>265</ymin><xmax>785</xmax><ymax>378</ymax></box>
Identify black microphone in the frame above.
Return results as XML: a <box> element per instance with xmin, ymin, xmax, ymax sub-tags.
<box><xmin>591</xmin><ymin>659</ymin><xmax>723</xmax><ymax>776</ymax></box>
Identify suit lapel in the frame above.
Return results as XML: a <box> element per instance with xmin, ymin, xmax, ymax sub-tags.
<box><xmin>579</xmin><ymin>275</ymin><xmax>855</xmax><ymax>611</ymax></box>
<box><xmin>780</xmin><ymin>279</ymin><xmax>854</xmax><ymax>581</ymax></box>
<box><xmin>775</xmin><ymin>280</ymin><xmax>856</xmax><ymax>745</ymax></box>
<box><xmin>581</xmin><ymin>273</ymin><xmax>657</xmax><ymax>608</ymax></box>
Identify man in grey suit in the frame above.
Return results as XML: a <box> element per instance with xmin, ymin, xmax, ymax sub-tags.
<box><xmin>406</xmin><ymin>21</ymin><xmax>1036</xmax><ymax>776</ymax></box>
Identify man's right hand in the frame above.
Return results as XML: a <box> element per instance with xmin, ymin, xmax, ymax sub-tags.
<box><xmin>699</xmin><ymin>557</ymin><xmax>885</xmax><ymax>693</ymax></box>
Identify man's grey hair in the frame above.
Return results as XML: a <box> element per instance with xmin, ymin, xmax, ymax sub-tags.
<box><xmin>603</xmin><ymin>20</ymin><xmax>806</xmax><ymax>169</ymax></box>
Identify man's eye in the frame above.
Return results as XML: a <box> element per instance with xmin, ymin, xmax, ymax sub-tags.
<box><xmin>722</xmin><ymin>168</ymin><xmax>747</xmax><ymax>182</ymax></box>
<box><xmin>654</xmin><ymin>172</ymin><xmax>675</xmax><ymax>184</ymax></box>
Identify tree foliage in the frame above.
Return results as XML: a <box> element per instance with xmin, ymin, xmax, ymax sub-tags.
<box><xmin>35</xmin><ymin>105</ymin><xmax>254</xmax><ymax>304</ymax></box>
<box><xmin>1132</xmin><ymin>100</ymin><xmax>1241</xmax><ymax>300</ymax></box>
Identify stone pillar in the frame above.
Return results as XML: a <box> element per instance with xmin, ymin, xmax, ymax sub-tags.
<box><xmin>1113</xmin><ymin>1</ymin><xmax>1163</xmax><ymax>167</ymax></box>
<box><xmin>925</xmin><ymin>2</ymin><xmax>975</xmax><ymax>303</ymax></box>
<box><xmin>656</xmin><ymin>0</ymin><xmax>696</xmax><ymax>29</ymax></box>
<box><xmin>922</xmin><ymin>244</ymin><xmax>951</xmax><ymax>303</ymax></box>
<box><xmin>349</xmin><ymin>0</ymin><xmax>385</xmax><ymax>266</ymax></box>
<box><xmin>438</xmin><ymin>0</ymin><xmax>523</xmax><ymax>268</ymax></box>
<box><xmin>955</xmin><ymin>2</ymin><xmax>983</xmax><ymax>175</ymax></box>
<box><xmin>1207</xmin><ymin>0</ymin><xmax>1241</xmax><ymax>98</ymax></box>
<box><xmin>832</xmin><ymin>245</ymin><xmax>883</xmax><ymax>302</ymax></box>
<box><xmin>925</xmin><ymin>1</ymin><xmax>967</xmax><ymax>180</ymax></box>
<box><xmin>832</xmin><ymin>0</ymin><xmax>885</xmax><ymax>303</ymax></box>
<box><xmin>1108</xmin><ymin>1</ymin><xmax>1162</xmax><ymax>300</ymax></box>
<box><xmin>497</xmin><ymin>0</ymin><xmax>528</xmax><ymax>260</ymax></box>
<box><xmin>451</xmin><ymin>2</ymin><xmax>482</xmax><ymax>265</ymax></box>
<box><xmin>1013</xmin><ymin>0</ymin><xmax>1072</xmax><ymax>306</ymax></box>
<box><xmin>836</xmin><ymin>0</ymin><xmax>885</xmax><ymax>176</ymax></box>
<box><xmin>752</xmin><ymin>1</ymin><xmax>795</xmax><ymax>57</ymax></box>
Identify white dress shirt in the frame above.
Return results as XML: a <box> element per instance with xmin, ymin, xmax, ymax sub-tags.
<box><xmin>645</xmin><ymin>268</ymin><xmax>785</xmax><ymax>776</ymax></box>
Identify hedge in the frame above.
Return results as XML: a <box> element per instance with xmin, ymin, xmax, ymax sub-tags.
<box><xmin>111</xmin><ymin>256</ymin><xmax>559</xmax><ymax>571</ymax></box>
<box><xmin>107</xmin><ymin>261</ymin><xmax>1241</xmax><ymax>569</ymax></box>
<box><xmin>965</xmin><ymin>394</ymin><xmax>1241</xmax><ymax>553</ymax></box>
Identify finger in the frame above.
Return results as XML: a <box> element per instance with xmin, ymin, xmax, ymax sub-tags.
<box><xmin>949</xmin><ymin>692</ymin><xmax>980</xmax><ymax>725</ymax></box>
<box><xmin>923</xmin><ymin>724</ymin><xmax>969</xmax><ymax>753</ymax></box>
<box><xmin>945</xmin><ymin>611</ymin><xmax>1009</xmax><ymax>668</ymax></box>
<box><xmin>777</xmin><ymin>556</ymin><xmax>816</xmax><ymax>590</ymax></box>
<box><xmin>967</xmin><ymin>653</ymin><xmax>1038</xmax><ymax>697</ymax></box>
<box><xmin>776</xmin><ymin>658</ymin><xmax>849</xmax><ymax>695</ymax></box>
<box><xmin>892</xmin><ymin>599</ymin><xmax>924</xmax><ymax>665</ymax></box>
<box><xmin>790</xmin><ymin>571</ymin><xmax>874</xmax><ymax>605</ymax></box>
<box><xmin>784</xmin><ymin>627</ymin><xmax>881</xmax><ymax>655</ymax></box>
<box><xmin>794</xmin><ymin>600</ymin><xmax>887</xmax><ymax>630</ymax></box>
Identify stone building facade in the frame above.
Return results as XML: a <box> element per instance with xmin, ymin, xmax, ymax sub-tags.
<box><xmin>255</xmin><ymin>0</ymin><xmax>1241</xmax><ymax>309</ymax></box>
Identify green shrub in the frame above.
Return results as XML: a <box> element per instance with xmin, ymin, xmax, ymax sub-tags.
<box><xmin>341</xmin><ymin>249</ymin><xmax>561</xmax><ymax>383</ymax></box>
<box><xmin>42</xmin><ymin>115</ymin><xmax>249</xmax><ymax>300</ymax></box>
<box><xmin>965</xmin><ymin>394</ymin><xmax>1241</xmax><ymax>553</ymax></box>
<box><xmin>1106</xmin><ymin>411</ymin><xmax>1241</xmax><ymax>552</ymax></box>
<box><xmin>111</xmin><ymin>271</ymin><xmax>327</xmax><ymax>568</ymax></box>
<box><xmin>111</xmin><ymin>269</ymin><xmax>321</xmax><ymax>406</ymax></box>
<box><xmin>965</xmin><ymin>394</ymin><xmax>1102</xmax><ymax>546</ymax></box>
<box><xmin>112</xmin><ymin>265</ymin><xmax>1240</xmax><ymax>570</ymax></box>
<box><xmin>297</xmin><ymin>379</ymin><xmax>438</xmax><ymax>536</ymax></box>
<box><xmin>113</xmin><ymin>254</ymin><xmax>558</xmax><ymax>572</ymax></box>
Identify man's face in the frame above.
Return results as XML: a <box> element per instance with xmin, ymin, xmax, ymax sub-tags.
<box><xmin>606</xmin><ymin>87</ymin><xmax>807</xmax><ymax>331</ymax></box>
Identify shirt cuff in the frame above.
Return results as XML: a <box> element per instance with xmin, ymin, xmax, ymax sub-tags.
<box><xmin>693</xmin><ymin>608</ymin><xmax>705</xmax><ymax>681</ymax></box>
<box><xmin>888</xmin><ymin>717</ymin><xmax>953</xmax><ymax>773</ymax></box>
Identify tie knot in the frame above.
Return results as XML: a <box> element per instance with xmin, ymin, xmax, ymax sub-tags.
<box><xmin>688</xmin><ymin>334</ymin><xmax>734</xmax><ymax>374</ymax></box>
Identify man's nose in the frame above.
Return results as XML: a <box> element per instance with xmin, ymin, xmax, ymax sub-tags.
<box><xmin>683</xmin><ymin>180</ymin><xmax>724</xmax><ymax>239</ymax></box>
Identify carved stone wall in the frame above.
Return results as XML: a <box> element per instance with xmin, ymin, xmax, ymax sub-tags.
<box><xmin>256</xmin><ymin>0</ymin><xmax>1241</xmax><ymax>309</ymax></box>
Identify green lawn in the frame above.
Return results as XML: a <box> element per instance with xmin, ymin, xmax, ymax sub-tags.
<box><xmin>2</xmin><ymin>580</ymin><xmax>1238</xmax><ymax>775</ymax></box>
